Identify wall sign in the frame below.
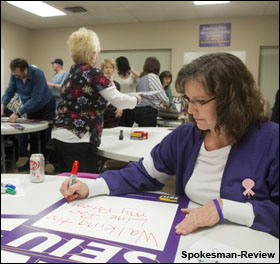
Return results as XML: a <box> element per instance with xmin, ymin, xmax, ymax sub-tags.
<box><xmin>199</xmin><ymin>23</ymin><xmax>231</xmax><ymax>47</ymax></box>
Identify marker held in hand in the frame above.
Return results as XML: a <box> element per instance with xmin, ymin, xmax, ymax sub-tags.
<box><xmin>67</xmin><ymin>161</ymin><xmax>79</xmax><ymax>203</ymax></box>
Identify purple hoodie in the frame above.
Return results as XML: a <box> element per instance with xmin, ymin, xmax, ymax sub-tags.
<box><xmin>100</xmin><ymin>122</ymin><xmax>279</xmax><ymax>238</ymax></box>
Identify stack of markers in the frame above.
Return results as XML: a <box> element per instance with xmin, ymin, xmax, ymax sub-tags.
<box><xmin>1</xmin><ymin>183</ymin><xmax>16</xmax><ymax>195</ymax></box>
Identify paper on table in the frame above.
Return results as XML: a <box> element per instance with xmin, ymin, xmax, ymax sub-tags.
<box><xmin>33</xmin><ymin>195</ymin><xmax>178</xmax><ymax>251</ymax></box>
<box><xmin>1</xmin><ymin>117</ymin><xmax>42</xmax><ymax>124</ymax></box>
<box><xmin>9</xmin><ymin>124</ymin><xmax>25</xmax><ymax>130</ymax></box>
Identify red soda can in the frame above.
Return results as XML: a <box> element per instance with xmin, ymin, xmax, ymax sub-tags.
<box><xmin>143</xmin><ymin>132</ymin><xmax>148</xmax><ymax>139</ymax></box>
<box><xmin>30</xmin><ymin>154</ymin><xmax>45</xmax><ymax>183</ymax></box>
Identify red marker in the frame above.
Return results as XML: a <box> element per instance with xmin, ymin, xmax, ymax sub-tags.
<box><xmin>67</xmin><ymin>160</ymin><xmax>79</xmax><ymax>203</ymax></box>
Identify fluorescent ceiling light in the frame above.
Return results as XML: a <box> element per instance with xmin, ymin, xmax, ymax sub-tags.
<box><xmin>7</xmin><ymin>1</ymin><xmax>66</xmax><ymax>17</ymax></box>
<box><xmin>194</xmin><ymin>1</ymin><xmax>230</xmax><ymax>5</ymax></box>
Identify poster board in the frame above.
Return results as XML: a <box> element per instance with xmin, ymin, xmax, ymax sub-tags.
<box><xmin>1</xmin><ymin>192</ymin><xmax>188</xmax><ymax>263</ymax></box>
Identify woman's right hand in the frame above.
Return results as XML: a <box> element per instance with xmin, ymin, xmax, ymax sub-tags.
<box><xmin>175</xmin><ymin>200</ymin><xmax>221</xmax><ymax>235</ymax></box>
<box><xmin>129</xmin><ymin>68</ymin><xmax>140</xmax><ymax>79</ymax></box>
<box><xmin>115</xmin><ymin>108</ymin><xmax>123</xmax><ymax>118</ymax></box>
<box><xmin>60</xmin><ymin>178</ymin><xmax>89</xmax><ymax>202</ymax></box>
<box><xmin>135</xmin><ymin>94</ymin><xmax>141</xmax><ymax>105</ymax></box>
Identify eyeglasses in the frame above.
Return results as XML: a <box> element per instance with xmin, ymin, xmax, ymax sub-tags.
<box><xmin>182</xmin><ymin>95</ymin><xmax>216</xmax><ymax>107</ymax></box>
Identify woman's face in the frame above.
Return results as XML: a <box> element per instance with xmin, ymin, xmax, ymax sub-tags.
<box><xmin>163</xmin><ymin>76</ymin><xmax>172</xmax><ymax>87</ymax></box>
<box><xmin>185</xmin><ymin>80</ymin><xmax>217</xmax><ymax>132</ymax></box>
<box><xmin>103</xmin><ymin>63</ymin><xmax>114</xmax><ymax>79</ymax></box>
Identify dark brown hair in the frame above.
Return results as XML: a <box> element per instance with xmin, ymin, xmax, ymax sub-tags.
<box><xmin>116</xmin><ymin>56</ymin><xmax>131</xmax><ymax>76</ymax></box>
<box><xmin>159</xmin><ymin>71</ymin><xmax>173</xmax><ymax>86</ymax></box>
<box><xmin>175</xmin><ymin>52</ymin><xmax>265</xmax><ymax>144</ymax></box>
<box><xmin>10</xmin><ymin>58</ymin><xmax>29</xmax><ymax>72</ymax></box>
<box><xmin>140</xmin><ymin>57</ymin><xmax>160</xmax><ymax>77</ymax></box>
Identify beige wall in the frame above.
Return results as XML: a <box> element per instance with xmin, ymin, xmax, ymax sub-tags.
<box><xmin>1</xmin><ymin>20</ymin><xmax>31</xmax><ymax>95</ymax></box>
<box><xmin>1</xmin><ymin>16</ymin><xmax>279</xmax><ymax>96</ymax></box>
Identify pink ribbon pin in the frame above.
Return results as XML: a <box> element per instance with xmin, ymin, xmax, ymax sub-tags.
<box><xmin>242</xmin><ymin>179</ymin><xmax>255</xmax><ymax>198</ymax></box>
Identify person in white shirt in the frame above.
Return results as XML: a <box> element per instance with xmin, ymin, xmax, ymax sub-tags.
<box><xmin>115</xmin><ymin>56</ymin><xmax>140</xmax><ymax>126</ymax></box>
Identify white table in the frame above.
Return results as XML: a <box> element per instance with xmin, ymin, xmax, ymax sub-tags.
<box><xmin>1</xmin><ymin>174</ymin><xmax>278</xmax><ymax>263</ymax></box>
<box><xmin>98</xmin><ymin>126</ymin><xmax>173</xmax><ymax>162</ymax></box>
<box><xmin>1</xmin><ymin>120</ymin><xmax>49</xmax><ymax>172</ymax></box>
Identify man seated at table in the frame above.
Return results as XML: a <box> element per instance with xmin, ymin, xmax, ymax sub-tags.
<box><xmin>1</xmin><ymin>58</ymin><xmax>56</xmax><ymax>170</ymax></box>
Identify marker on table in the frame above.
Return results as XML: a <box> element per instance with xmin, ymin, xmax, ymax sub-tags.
<box><xmin>1</xmin><ymin>183</ymin><xmax>17</xmax><ymax>195</ymax></box>
<box><xmin>1</xmin><ymin>183</ymin><xmax>16</xmax><ymax>190</ymax></box>
<box><xmin>67</xmin><ymin>160</ymin><xmax>79</xmax><ymax>203</ymax></box>
<box><xmin>4</xmin><ymin>188</ymin><xmax>17</xmax><ymax>195</ymax></box>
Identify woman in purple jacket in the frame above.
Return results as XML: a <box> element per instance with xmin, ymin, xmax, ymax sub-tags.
<box><xmin>60</xmin><ymin>53</ymin><xmax>279</xmax><ymax>238</ymax></box>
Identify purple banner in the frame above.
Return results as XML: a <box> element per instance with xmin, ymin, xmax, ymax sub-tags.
<box><xmin>1</xmin><ymin>193</ymin><xmax>189</xmax><ymax>263</ymax></box>
<box><xmin>199</xmin><ymin>23</ymin><xmax>231</xmax><ymax>47</ymax></box>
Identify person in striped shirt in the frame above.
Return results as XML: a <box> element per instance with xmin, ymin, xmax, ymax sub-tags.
<box><xmin>131</xmin><ymin>57</ymin><xmax>169</xmax><ymax>127</ymax></box>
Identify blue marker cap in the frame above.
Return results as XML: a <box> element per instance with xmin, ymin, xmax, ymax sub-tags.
<box><xmin>5</xmin><ymin>184</ymin><xmax>16</xmax><ymax>190</ymax></box>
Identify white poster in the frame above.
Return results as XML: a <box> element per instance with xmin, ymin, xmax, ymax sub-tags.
<box><xmin>33</xmin><ymin>196</ymin><xmax>178</xmax><ymax>251</ymax></box>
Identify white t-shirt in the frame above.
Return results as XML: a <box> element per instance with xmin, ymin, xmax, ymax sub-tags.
<box><xmin>185</xmin><ymin>141</ymin><xmax>255</xmax><ymax>227</ymax></box>
<box><xmin>115</xmin><ymin>73</ymin><xmax>137</xmax><ymax>94</ymax></box>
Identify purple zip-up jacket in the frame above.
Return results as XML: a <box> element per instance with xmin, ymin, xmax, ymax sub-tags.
<box><xmin>100</xmin><ymin>122</ymin><xmax>279</xmax><ymax>238</ymax></box>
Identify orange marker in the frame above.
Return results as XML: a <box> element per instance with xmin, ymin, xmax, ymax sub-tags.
<box><xmin>67</xmin><ymin>161</ymin><xmax>79</xmax><ymax>203</ymax></box>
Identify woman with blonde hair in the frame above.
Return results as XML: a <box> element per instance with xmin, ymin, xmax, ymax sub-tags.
<box><xmin>52</xmin><ymin>28</ymin><xmax>141</xmax><ymax>173</ymax></box>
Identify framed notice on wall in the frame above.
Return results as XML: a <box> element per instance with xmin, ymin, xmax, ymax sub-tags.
<box><xmin>199</xmin><ymin>23</ymin><xmax>231</xmax><ymax>47</ymax></box>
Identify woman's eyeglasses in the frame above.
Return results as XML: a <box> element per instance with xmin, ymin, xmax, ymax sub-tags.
<box><xmin>181</xmin><ymin>95</ymin><xmax>216</xmax><ymax>107</ymax></box>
